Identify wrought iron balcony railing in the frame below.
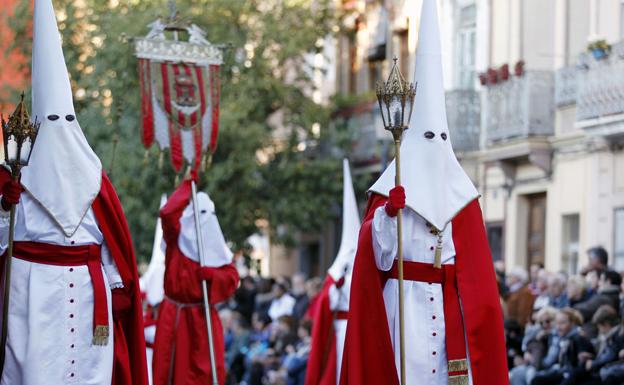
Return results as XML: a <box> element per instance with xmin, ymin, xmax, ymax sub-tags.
<box><xmin>483</xmin><ymin>71</ymin><xmax>555</xmax><ymax>144</ymax></box>
<box><xmin>445</xmin><ymin>89</ymin><xmax>481</xmax><ymax>153</ymax></box>
<box><xmin>576</xmin><ymin>41</ymin><xmax>624</xmax><ymax>121</ymax></box>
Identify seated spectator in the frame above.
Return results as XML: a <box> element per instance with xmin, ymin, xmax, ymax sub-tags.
<box><xmin>533</xmin><ymin>270</ymin><xmax>552</xmax><ymax>311</ymax></box>
<box><xmin>581</xmin><ymin>246</ymin><xmax>609</xmax><ymax>276</ymax></box>
<box><xmin>530</xmin><ymin>308</ymin><xmax>593</xmax><ymax>385</ymax></box>
<box><xmin>567</xmin><ymin>275</ymin><xmax>591</xmax><ymax>307</ymax></box>
<box><xmin>510</xmin><ymin>306</ymin><xmax>558</xmax><ymax>385</ymax></box>
<box><xmin>226</xmin><ymin>312</ymin><xmax>252</xmax><ymax>383</ymax></box>
<box><xmin>574</xmin><ymin>270</ymin><xmax>621</xmax><ymax>330</ymax></box>
<box><xmin>548</xmin><ymin>273</ymin><xmax>568</xmax><ymax>309</ymax></box>
<box><xmin>268</xmin><ymin>282</ymin><xmax>296</xmax><ymax>322</ymax></box>
<box><xmin>235</xmin><ymin>276</ymin><xmax>258</xmax><ymax>324</ymax></box>
<box><xmin>506</xmin><ymin>267</ymin><xmax>536</xmax><ymax>328</ymax></box>
<box><xmin>291</xmin><ymin>274</ymin><xmax>309</xmax><ymax>325</ymax></box>
<box><xmin>575</xmin><ymin>305</ymin><xmax>624</xmax><ymax>385</ymax></box>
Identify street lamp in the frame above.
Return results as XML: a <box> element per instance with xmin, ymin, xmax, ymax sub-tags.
<box><xmin>375</xmin><ymin>57</ymin><xmax>416</xmax><ymax>385</ymax></box>
<box><xmin>0</xmin><ymin>92</ymin><xmax>40</xmax><ymax>374</ymax></box>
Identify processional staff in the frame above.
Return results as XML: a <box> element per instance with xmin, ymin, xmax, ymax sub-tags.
<box><xmin>0</xmin><ymin>94</ymin><xmax>41</xmax><ymax>374</ymax></box>
<box><xmin>375</xmin><ymin>57</ymin><xmax>416</xmax><ymax>385</ymax></box>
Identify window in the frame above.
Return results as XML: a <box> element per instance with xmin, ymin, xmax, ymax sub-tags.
<box><xmin>561</xmin><ymin>214</ymin><xmax>580</xmax><ymax>275</ymax></box>
<box><xmin>615</xmin><ymin>208</ymin><xmax>624</xmax><ymax>271</ymax></box>
<box><xmin>486</xmin><ymin>222</ymin><xmax>504</xmax><ymax>261</ymax></box>
<box><xmin>455</xmin><ymin>4</ymin><xmax>477</xmax><ymax>89</ymax></box>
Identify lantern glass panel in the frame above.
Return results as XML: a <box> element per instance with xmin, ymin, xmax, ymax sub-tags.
<box><xmin>6</xmin><ymin>136</ymin><xmax>18</xmax><ymax>162</ymax></box>
<box><xmin>19</xmin><ymin>138</ymin><xmax>32</xmax><ymax>164</ymax></box>
<box><xmin>389</xmin><ymin>96</ymin><xmax>403</xmax><ymax>128</ymax></box>
<box><xmin>405</xmin><ymin>95</ymin><xmax>415</xmax><ymax>127</ymax></box>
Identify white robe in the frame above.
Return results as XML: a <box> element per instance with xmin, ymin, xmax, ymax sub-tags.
<box><xmin>328</xmin><ymin>273</ymin><xmax>351</xmax><ymax>384</ymax></box>
<box><xmin>0</xmin><ymin>193</ymin><xmax>122</xmax><ymax>385</ymax></box>
<box><xmin>372</xmin><ymin>207</ymin><xmax>473</xmax><ymax>385</ymax></box>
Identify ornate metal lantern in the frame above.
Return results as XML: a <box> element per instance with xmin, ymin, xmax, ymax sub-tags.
<box><xmin>1</xmin><ymin>94</ymin><xmax>40</xmax><ymax>174</ymax></box>
<box><xmin>376</xmin><ymin>57</ymin><xmax>417</xmax><ymax>142</ymax></box>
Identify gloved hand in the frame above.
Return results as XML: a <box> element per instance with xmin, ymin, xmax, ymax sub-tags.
<box><xmin>112</xmin><ymin>288</ymin><xmax>133</xmax><ymax>319</ymax></box>
<box><xmin>385</xmin><ymin>185</ymin><xmax>405</xmax><ymax>217</ymax></box>
<box><xmin>198</xmin><ymin>266</ymin><xmax>217</xmax><ymax>282</ymax></box>
<box><xmin>1</xmin><ymin>179</ymin><xmax>23</xmax><ymax>211</ymax></box>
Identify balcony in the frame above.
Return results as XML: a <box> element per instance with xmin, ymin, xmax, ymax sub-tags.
<box><xmin>445</xmin><ymin>89</ymin><xmax>481</xmax><ymax>153</ymax></box>
<box><xmin>576</xmin><ymin>41</ymin><xmax>624</xmax><ymax>122</ymax></box>
<box><xmin>483</xmin><ymin>71</ymin><xmax>555</xmax><ymax>145</ymax></box>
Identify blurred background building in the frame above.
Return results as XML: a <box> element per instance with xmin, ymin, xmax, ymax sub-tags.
<box><xmin>332</xmin><ymin>0</ymin><xmax>624</xmax><ymax>275</ymax></box>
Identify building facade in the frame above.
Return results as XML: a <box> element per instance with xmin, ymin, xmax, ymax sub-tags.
<box><xmin>333</xmin><ymin>0</ymin><xmax>624</xmax><ymax>274</ymax></box>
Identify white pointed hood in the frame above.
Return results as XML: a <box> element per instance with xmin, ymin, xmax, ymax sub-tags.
<box><xmin>328</xmin><ymin>159</ymin><xmax>361</xmax><ymax>282</ymax></box>
<box><xmin>178</xmin><ymin>191</ymin><xmax>233</xmax><ymax>268</ymax></box>
<box><xmin>140</xmin><ymin>195</ymin><xmax>167</xmax><ymax>307</ymax></box>
<box><xmin>22</xmin><ymin>0</ymin><xmax>102</xmax><ymax>236</ymax></box>
<box><xmin>369</xmin><ymin>0</ymin><xmax>478</xmax><ymax>231</ymax></box>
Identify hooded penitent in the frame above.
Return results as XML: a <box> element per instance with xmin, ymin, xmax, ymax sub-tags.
<box><xmin>305</xmin><ymin>159</ymin><xmax>361</xmax><ymax>385</ymax></box>
<box><xmin>152</xmin><ymin>180</ymin><xmax>239</xmax><ymax>385</ymax></box>
<box><xmin>22</xmin><ymin>0</ymin><xmax>102</xmax><ymax>238</ymax></box>
<box><xmin>0</xmin><ymin>2</ymin><xmax>148</xmax><ymax>384</ymax></box>
<box><xmin>340</xmin><ymin>1</ymin><xmax>508</xmax><ymax>385</ymax></box>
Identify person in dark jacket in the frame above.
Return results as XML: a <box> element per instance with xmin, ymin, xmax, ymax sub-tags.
<box><xmin>530</xmin><ymin>308</ymin><xmax>594</xmax><ymax>385</ymax></box>
<box><xmin>566</xmin><ymin>305</ymin><xmax>624</xmax><ymax>385</ymax></box>
<box><xmin>574</xmin><ymin>271</ymin><xmax>621</xmax><ymax>331</ymax></box>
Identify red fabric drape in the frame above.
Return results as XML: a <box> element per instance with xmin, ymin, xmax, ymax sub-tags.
<box><xmin>93</xmin><ymin>172</ymin><xmax>150</xmax><ymax>385</ymax></box>
<box><xmin>304</xmin><ymin>275</ymin><xmax>338</xmax><ymax>385</ymax></box>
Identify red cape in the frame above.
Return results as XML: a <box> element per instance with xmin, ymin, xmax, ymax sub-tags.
<box><xmin>304</xmin><ymin>275</ymin><xmax>337</xmax><ymax>385</ymax></box>
<box><xmin>0</xmin><ymin>169</ymin><xmax>149</xmax><ymax>385</ymax></box>
<box><xmin>340</xmin><ymin>194</ymin><xmax>508</xmax><ymax>385</ymax></box>
<box><xmin>152</xmin><ymin>180</ymin><xmax>239</xmax><ymax>385</ymax></box>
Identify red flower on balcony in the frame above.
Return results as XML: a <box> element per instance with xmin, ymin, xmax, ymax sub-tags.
<box><xmin>499</xmin><ymin>64</ymin><xmax>510</xmax><ymax>81</ymax></box>
<box><xmin>514</xmin><ymin>60</ymin><xmax>525</xmax><ymax>76</ymax></box>
<box><xmin>479</xmin><ymin>72</ymin><xmax>487</xmax><ymax>86</ymax></box>
<box><xmin>487</xmin><ymin>68</ymin><xmax>498</xmax><ymax>84</ymax></box>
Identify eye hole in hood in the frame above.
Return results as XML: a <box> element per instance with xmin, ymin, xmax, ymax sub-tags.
<box><xmin>65</xmin><ymin>115</ymin><xmax>75</xmax><ymax>122</ymax></box>
<box><xmin>441</xmin><ymin>133</ymin><xmax>448</xmax><ymax>141</ymax></box>
<box><xmin>47</xmin><ymin>115</ymin><xmax>59</xmax><ymax>121</ymax></box>
<box><xmin>424</xmin><ymin>131</ymin><xmax>435</xmax><ymax>139</ymax></box>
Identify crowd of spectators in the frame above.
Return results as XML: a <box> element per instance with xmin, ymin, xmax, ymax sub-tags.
<box><xmin>219</xmin><ymin>273</ymin><xmax>324</xmax><ymax>385</ymax></box>
<box><xmin>501</xmin><ymin>246</ymin><xmax>624</xmax><ymax>385</ymax></box>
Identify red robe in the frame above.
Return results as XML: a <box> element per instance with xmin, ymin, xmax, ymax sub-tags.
<box><xmin>304</xmin><ymin>276</ymin><xmax>337</xmax><ymax>385</ymax></box>
<box><xmin>340</xmin><ymin>194</ymin><xmax>508</xmax><ymax>385</ymax></box>
<box><xmin>152</xmin><ymin>180</ymin><xmax>239</xmax><ymax>385</ymax></box>
<box><xmin>0</xmin><ymin>169</ymin><xmax>150</xmax><ymax>385</ymax></box>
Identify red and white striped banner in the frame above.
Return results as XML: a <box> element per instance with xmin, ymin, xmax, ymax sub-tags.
<box><xmin>138</xmin><ymin>59</ymin><xmax>220</xmax><ymax>172</ymax></box>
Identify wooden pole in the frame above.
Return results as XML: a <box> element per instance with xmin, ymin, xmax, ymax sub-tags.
<box><xmin>191</xmin><ymin>180</ymin><xmax>220</xmax><ymax>385</ymax></box>
<box><xmin>394</xmin><ymin>139</ymin><xmax>405</xmax><ymax>385</ymax></box>
<box><xmin>0</xmin><ymin>169</ymin><xmax>20</xmax><ymax>376</ymax></box>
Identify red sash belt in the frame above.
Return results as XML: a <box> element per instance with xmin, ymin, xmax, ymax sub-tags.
<box><xmin>8</xmin><ymin>241</ymin><xmax>110</xmax><ymax>346</ymax></box>
<box><xmin>386</xmin><ymin>260</ymin><xmax>469</xmax><ymax>384</ymax></box>
<box><xmin>334</xmin><ymin>311</ymin><xmax>349</xmax><ymax>320</ymax></box>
